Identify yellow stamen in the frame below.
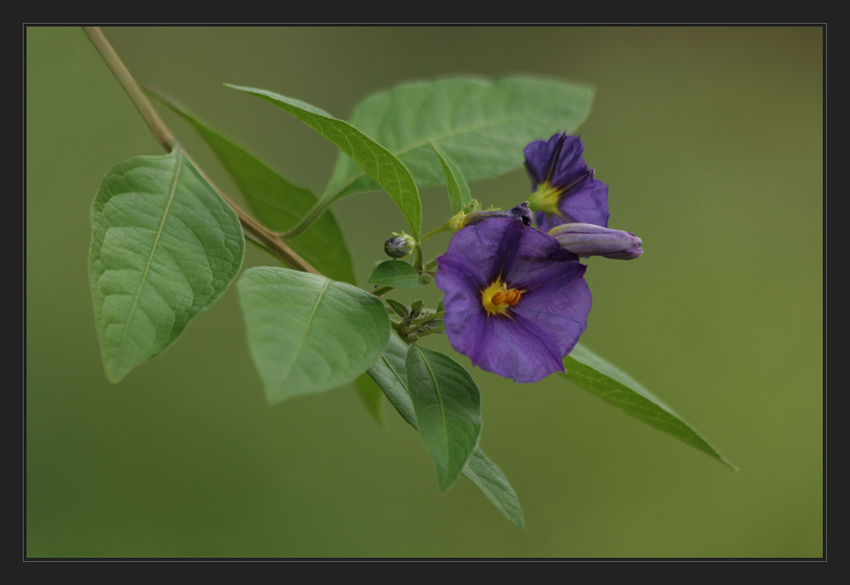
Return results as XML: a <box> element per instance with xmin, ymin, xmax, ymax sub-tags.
<box><xmin>481</xmin><ymin>279</ymin><xmax>522</xmax><ymax>316</ymax></box>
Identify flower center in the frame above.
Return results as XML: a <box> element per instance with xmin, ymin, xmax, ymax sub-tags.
<box><xmin>527</xmin><ymin>182</ymin><xmax>564</xmax><ymax>216</ymax></box>
<box><xmin>481</xmin><ymin>280</ymin><xmax>522</xmax><ymax>316</ymax></box>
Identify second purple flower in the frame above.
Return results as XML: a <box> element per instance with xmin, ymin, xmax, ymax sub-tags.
<box><xmin>524</xmin><ymin>132</ymin><xmax>610</xmax><ymax>232</ymax></box>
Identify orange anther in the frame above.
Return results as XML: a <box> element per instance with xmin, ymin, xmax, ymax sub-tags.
<box><xmin>492</xmin><ymin>289</ymin><xmax>521</xmax><ymax>306</ymax></box>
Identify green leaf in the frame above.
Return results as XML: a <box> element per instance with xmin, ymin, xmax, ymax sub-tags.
<box><xmin>462</xmin><ymin>449</ymin><xmax>526</xmax><ymax>532</ymax></box>
<box><xmin>405</xmin><ymin>344</ymin><xmax>482</xmax><ymax>493</ymax></box>
<box><xmin>325</xmin><ymin>76</ymin><xmax>594</xmax><ymax>200</ymax></box>
<box><xmin>366</xmin><ymin>335</ymin><xmax>524</xmax><ymax>528</ymax></box>
<box><xmin>89</xmin><ymin>148</ymin><xmax>244</xmax><ymax>383</ymax></box>
<box><xmin>236</xmin><ymin>267</ymin><xmax>390</xmax><ymax>404</ymax></box>
<box><xmin>562</xmin><ymin>344</ymin><xmax>738</xmax><ymax>471</ymax></box>
<box><xmin>384</xmin><ymin>298</ymin><xmax>409</xmax><ymax>320</ymax></box>
<box><xmin>367</xmin><ymin>333</ymin><xmax>417</xmax><ymax>427</ymax></box>
<box><xmin>430</xmin><ymin>139</ymin><xmax>472</xmax><ymax>215</ymax></box>
<box><xmin>146</xmin><ymin>88</ymin><xmax>356</xmax><ymax>285</ymax></box>
<box><xmin>354</xmin><ymin>372</ymin><xmax>385</xmax><ymax>427</ymax></box>
<box><xmin>366</xmin><ymin>260</ymin><xmax>422</xmax><ymax>290</ymax></box>
<box><xmin>226</xmin><ymin>84</ymin><xmax>422</xmax><ymax>239</ymax></box>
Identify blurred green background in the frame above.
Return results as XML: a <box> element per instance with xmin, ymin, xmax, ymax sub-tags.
<box><xmin>26</xmin><ymin>26</ymin><xmax>822</xmax><ymax>558</ymax></box>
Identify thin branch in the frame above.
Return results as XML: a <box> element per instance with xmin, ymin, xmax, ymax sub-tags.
<box><xmin>83</xmin><ymin>27</ymin><xmax>174</xmax><ymax>151</ymax></box>
<box><xmin>83</xmin><ymin>26</ymin><xmax>321</xmax><ymax>276</ymax></box>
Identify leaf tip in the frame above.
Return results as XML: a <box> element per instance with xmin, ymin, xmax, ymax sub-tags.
<box><xmin>436</xmin><ymin>474</ymin><xmax>461</xmax><ymax>495</ymax></box>
<box><xmin>103</xmin><ymin>369</ymin><xmax>126</xmax><ymax>385</ymax></box>
<box><xmin>721</xmin><ymin>456</ymin><xmax>740</xmax><ymax>472</ymax></box>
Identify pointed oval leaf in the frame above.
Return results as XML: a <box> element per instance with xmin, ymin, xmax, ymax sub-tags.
<box><xmin>146</xmin><ymin>88</ymin><xmax>356</xmax><ymax>284</ymax></box>
<box><xmin>405</xmin><ymin>344</ymin><xmax>482</xmax><ymax>493</ymax></box>
<box><xmin>562</xmin><ymin>344</ymin><xmax>738</xmax><ymax>470</ymax></box>
<box><xmin>89</xmin><ymin>148</ymin><xmax>245</xmax><ymax>383</ymax></box>
<box><xmin>367</xmin><ymin>260</ymin><xmax>422</xmax><ymax>290</ymax></box>
<box><xmin>430</xmin><ymin>139</ymin><xmax>472</xmax><ymax>215</ymax></box>
<box><xmin>236</xmin><ymin>267</ymin><xmax>390</xmax><ymax>404</ymax></box>
<box><xmin>367</xmin><ymin>334</ymin><xmax>524</xmax><ymax>528</ymax></box>
<box><xmin>384</xmin><ymin>298</ymin><xmax>409</xmax><ymax>320</ymax></box>
<box><xmin>326</xmin><ymin>76</ymin><xmax>594</xmax><ymax>200</ymax></box>
<box><xmin>226</xmin><ymin>84</ymin><xmax>422</xmax><ymax>239</ymax></box>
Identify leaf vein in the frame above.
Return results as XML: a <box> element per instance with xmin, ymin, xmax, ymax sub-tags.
<box><xmin>114</xmin><ymin>148</ymin><xmax>183</xmax><ymax>359</ymax></box>
<box><xmin>277</xmin><ymin>279</ymin><xmax>331</xmax><ymax>386</ymax></box>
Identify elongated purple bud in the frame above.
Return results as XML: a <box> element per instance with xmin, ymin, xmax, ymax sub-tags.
<box><xmin>548</xmin><ymin>223</ymin><xmax>643</xmax><ymax>259</ymax></box>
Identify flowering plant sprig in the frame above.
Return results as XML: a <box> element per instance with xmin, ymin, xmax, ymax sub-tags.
<box><xmin>85</xmin><ymin>26</ymin><xmax>735</xmax><ymax>531</ymax></box>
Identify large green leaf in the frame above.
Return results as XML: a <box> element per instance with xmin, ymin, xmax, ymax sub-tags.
<box><xmin>367</xmin><ymin>334</ymin><xmax>525</xmax><ymax>528</ymax></box>
<box><xmin>326</xmin><ymin>76</ymin><xmax>594</xmax><ymax>200</ymax></box>
<box><xmin>562</xmin><ymin>344</ymin><xmax>738</xmax><ymax>471</ymax></box>
<box><xmin>226</xmin><ymin>85</ymin><xmax>422</xmax><ymax>239</ymax></box>
<box><xmin>236</xmin><ymin>267</ymin><xmax>390</xmax><ymax>404</ymax></box>
<box><xmin>146</xmin><ymin>89</ymin><xmax>356</xmax><ymax>284</ymax></box>
<box><xmin>89</xmin><ymin>148</ymin><xmax>245</xmax><ymax>382</ymax></box>
<box><xmin>405</xmin><ymin>344</ymin><xmax>482</xmax><ymax>493</ymax></box>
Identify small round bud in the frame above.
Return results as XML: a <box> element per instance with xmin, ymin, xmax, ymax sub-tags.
<box><xmin>384</xmin><ymin>233</ymin><xmax>416</xmax><ymax>258</ymax></box>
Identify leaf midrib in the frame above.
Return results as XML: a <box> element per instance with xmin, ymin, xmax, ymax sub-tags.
<box><xmin>115</xmin><ymin>148</ymin><xmax>183</xmax><ymax>363</ymax></box>
<box><xmin>415</xmin><ymin>346</ymin><xmax>450</xmax><ymax>484</ymax></box>
<box><xmin>277</xmin><ymin>278</ymin><xmax>331</xmax><ymax>387</ymax></box>
<box><xmin>463</xmin><ymin>453</ymin><xmax>518</xmax><ymax>521</ymax></box>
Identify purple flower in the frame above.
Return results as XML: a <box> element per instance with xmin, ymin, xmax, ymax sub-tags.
<box><xmin>435</xmin><ymin>217</ymin><xmax>592</xmax><ymax>383</ymax></box>
<box><xmin>524</xmin><ymin>133</ymin><xmax>610</xmax><ymax>232</ymax></box>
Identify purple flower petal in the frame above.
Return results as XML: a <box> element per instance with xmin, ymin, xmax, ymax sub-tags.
<box><xmin>466</xmin><ymin>311</ymin><xmax>567</xmax><ymax>384</ymax></box>
<box><xmin>523</xmin><ymin>133</ymin><xmax>588</xmax><ymax>189</ymax></box>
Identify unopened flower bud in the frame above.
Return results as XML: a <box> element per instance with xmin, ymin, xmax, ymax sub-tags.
<box><xmin>450</xmin><ymin>202</ymin><xmax>534</xmax><ymax>232</ymax></box>
<box><xmin>548</xmin><ymin>223</ymin><xmax>643</xmax><ymax>260</ymax></box>
<box><xmin>384</xmin><ymin>233</ymin><xmax>416</xmax><ymax>258</ymax></box>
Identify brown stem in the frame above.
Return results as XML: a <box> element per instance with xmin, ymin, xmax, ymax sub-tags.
<box><xmin>83</xmin><ymin>26</ymin><xmax>320</xmax><ymax>276</ymax></box>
